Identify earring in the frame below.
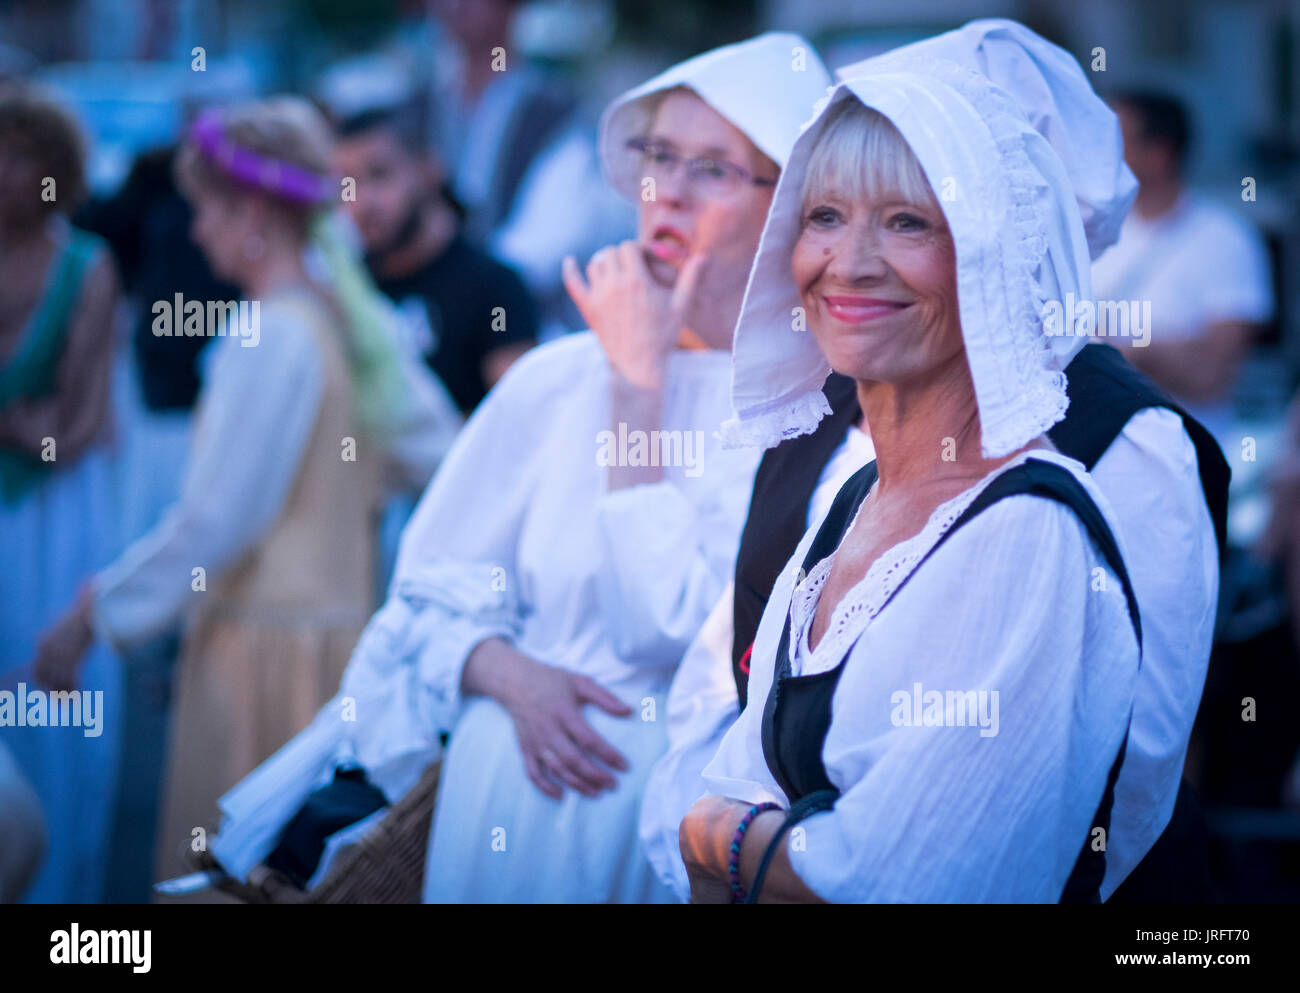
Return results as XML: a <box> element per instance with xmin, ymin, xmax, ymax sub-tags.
<box><xmin>242</xmin><ymin>234</ymin><xmax>266</xmax><ymax>261</ymax></box>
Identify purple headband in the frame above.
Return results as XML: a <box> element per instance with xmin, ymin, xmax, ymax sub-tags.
<box><xmin>188</xmin><ymin>108</ymin><xmax>334</xmax><ymax>206</ymax></box>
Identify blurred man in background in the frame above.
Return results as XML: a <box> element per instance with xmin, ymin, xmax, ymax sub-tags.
<box><xmin>428</xmin><ymin>0</ymin><xmax>577</xmax><ymax>246</ymax></box>
<box><xmin>1092</xmin><ymin>90</ymin><xmax>1275</xmax><ymax>448</ymax></box>
<box><xmin>335</xmin><ymin>104</ymin><xmax>536</xmax><ymax>414</ymax></box>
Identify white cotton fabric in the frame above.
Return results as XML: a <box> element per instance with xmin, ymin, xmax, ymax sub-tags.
<box><xmin>702</xmin><ymin>450</ymin><xmax>1142</xmax><ymax>902</ymax></box>
<box><xmin>598</xmin><ymin>31</ymin><xmax>831</xmax><ymax>186</ymax></box>
<box><xmin>639</xmin><ymin>423</ymin><xmax>874</xmax><ymax>901</ymax></box>
<box><xmin>211</xmin><ymin>35</ymin><xmax>829</xmax><ymax>897</ymax></box>
<box><xmin>640</xmin><ymin>402</ymin><xmax>1216</xmax><ymax>901</ymax></box>
<box><xmin>1091</xmin><ymin>192</ymin><xmax>1275</xmax><ymax>446</ymax></box>
<box><xmin>834</xmin><ymin>18</ymin><xmax>1137</xmax><ymax>268</ymax></box>
<box><xmin>392</xmin><ymin>334</ymin><xmax>758</xmax><ymax>903</ymax></box>
<box><xmin>788</xmin><ymin>466</ymin><xmax>1021</xmax><ymax>678</ymax></box>
<box><xmin>213</xmin><ymin>334</ymin><xmax>761</xmax><ymax>892</ymax></box>
<box><xmin>722</xmin><ymin>66</ymin><xmax>1090</xmax><ymax>456</ymax></box>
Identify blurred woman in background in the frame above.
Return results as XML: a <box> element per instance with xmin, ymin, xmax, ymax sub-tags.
<box><xmin>0</xmin><ymin>82</ymin><xmax>123</xmax><ymax>902</ymax></box>
<box><xmin>31</xmin><ymin>95</ymin><xmax>438</xmax><ymax>896</ymax></box>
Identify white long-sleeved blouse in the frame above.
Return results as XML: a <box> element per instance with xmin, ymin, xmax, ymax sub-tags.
<box><xmin>702</xmin><ymin>449</ymin><xmax>1142</xmax><ymax>903</ymax></box>
<box><xmin>334</xmin><ymin>331</ymin><xmax>763</xmax><ymax>801</ymax></box>
<box><xmin>91</xmin><ymin>292</ymin><xmax>462</xmax><ymax>652</ymax></box>
<box><xmin>644</xmin><ymin>404</ymin><xmax>1215</xmax><ymax>901</ymax></box>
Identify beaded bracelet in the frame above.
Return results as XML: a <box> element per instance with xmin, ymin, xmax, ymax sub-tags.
<box><xmin>728</xmin><ymin>802</ymin><xmax>780</xmax><ymax>903</ymax></box>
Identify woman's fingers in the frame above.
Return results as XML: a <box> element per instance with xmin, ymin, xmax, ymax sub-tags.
<box><xmin>521</xmin><ymin>748</ymin><xmax>564</xmax><ymax>801</ymax></box>
<box><xmin>562</xmin><ymin>710</ymin><xmax>629</xmax><ymax>776</ymax></box>
<box><xmin>671</xmin><ymin>251</ymin><xmax>710</xmax><ymax>318</ymax></box>
<box><xmin>573</xmin><ymin>674</ymin><xmax>633</xmax><ymax>717</ymax></box>
<box><xmin>561</xmin><ymin>255</ymin><xmax>590</xmax><ymax>312</ymax></box>
<box><xmin>547</xmin><ymin>729</ymin><xmax>614</xmax><ymax>794</ymax></box>
<box><xmin>617</xmin><ymin>239</ymin><xmax>645</xmax><ymax>276</ymax></box>
<box><xmin>586</xmin><ymin>244</ymin><xmax>617</xmax><ymax>284</ymax></box>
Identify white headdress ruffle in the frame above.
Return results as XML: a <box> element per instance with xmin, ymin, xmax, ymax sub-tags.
<box><xmin>837</xmin><ymin>19</ymin><xmax>1136</xmax><ymax>262</ymax></box>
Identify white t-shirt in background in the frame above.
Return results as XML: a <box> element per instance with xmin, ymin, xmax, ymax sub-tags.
<box><xmin>1090</xmin><ymin>192</ymin><xmax>1274</xmax><ymax>445</ymax></box>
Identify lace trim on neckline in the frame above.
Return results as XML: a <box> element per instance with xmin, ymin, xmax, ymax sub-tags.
<box><xmin>787</xmin><ymin>452</ymin><xmax>1048</xmax><ymax>677</ymax></box>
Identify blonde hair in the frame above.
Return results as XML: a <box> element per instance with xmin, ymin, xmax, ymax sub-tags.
<box><xmin>176</xmin><ymin>95</ymin><xmax>334</xmax><ymax>238</ymax></box>
<box><xmin>178</xmin><ymin>96</ymin><xmax>407</xmax><ymax>440</ymax></box>
<box><xmin>801</xmin><ymin>99</ymin><xmax>936</xmax><ymax>217</ymax></box>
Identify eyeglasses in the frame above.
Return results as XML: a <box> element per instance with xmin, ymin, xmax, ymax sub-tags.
<box><xmin>621</xmin><ymin>137</ymin><xmax>776</xmax><ymax>202</ymax></box>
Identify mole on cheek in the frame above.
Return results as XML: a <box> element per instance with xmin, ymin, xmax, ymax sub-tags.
<box><xmin>823</xmin><ymin>247</ymin><xmax>830</xmax><ymax>256</ymax></box>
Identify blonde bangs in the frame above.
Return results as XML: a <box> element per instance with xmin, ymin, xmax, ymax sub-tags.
<box><xmin>801</xmin><ymin>98</ymin><xmax>935</xmax><ymax>215</ymax></box>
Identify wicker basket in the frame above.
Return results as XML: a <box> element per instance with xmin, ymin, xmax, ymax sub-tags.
<box><xmin>189</xmin><ymin>762</ymin><xmax>441</xmax><ymax>904</ymax></box>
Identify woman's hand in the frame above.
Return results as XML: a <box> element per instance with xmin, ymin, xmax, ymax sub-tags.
<box><xmin>461</xmin><ymin>637</ymin><xmax>632</xmax><ymax>800</ymax></box>
<box><xmin>680</xmin><ymin>793</ymin><xmax>754</xmax><ymax>903</ymax></box>
<box><xmin>562</xmin><ymin>241</ymin><xmax>708</xmax><ymax>390</ymax></box>
<box><xmin>33</xmin><ymin>586</ymin><xmax>96</xmax><ymax>692</ymax></box>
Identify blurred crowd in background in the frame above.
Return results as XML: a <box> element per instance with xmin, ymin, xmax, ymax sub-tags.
<box><xmin>1</xmin><ymin>0</ymin><xmax>1299</xmax><ymax>903</ymax></box>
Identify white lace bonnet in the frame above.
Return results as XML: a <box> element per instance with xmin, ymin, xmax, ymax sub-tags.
<box><xmin>721</xmin><ymin>64</ymin><xmax>1094</xmax><ymax>458</ymax></box>
<box><xmin>838</xmin><ymin>18</ymin><xmax>1138</xmax><ymax>363</ymax></box>
<box><xmin>598</xmin><ymin>31</ymin><xmax>832</xmax><ymax>183</ymax></box>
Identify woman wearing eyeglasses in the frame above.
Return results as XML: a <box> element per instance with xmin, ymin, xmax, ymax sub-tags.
<box><xmin>210</xmin><ymin>33</ymin><xmax>830</xmax><ymax>903</ymax></box>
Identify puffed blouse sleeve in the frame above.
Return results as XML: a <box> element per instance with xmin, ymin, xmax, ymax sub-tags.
<box><xmin>92</xmin><ymin>309</ymin><xmax>324</xmax><ymax>652</ymax></box>
<box><xmin>589</xmin><ymin>359</ymin><xmax>760</xmax><ymax>668</ymax></box>
<box><xmin>704</xmin><ymin>495</ymin><xmax>1141</xmax><ymax>903</ymax></box>
<box><xmin>336</xmin><ymin>344</ymin><xmax>562</xmax><ymax>777</ymax></box>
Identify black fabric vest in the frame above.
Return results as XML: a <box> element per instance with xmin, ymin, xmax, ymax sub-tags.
<box><xmin>757</xmin><ymin>457</ymin><xmax>1142</xmax><ymax>903</ymax></box>
<box><xmin>732</xmin><ymin>371</ymin><xmax>861</xmax><ymax>709</ymax></box>
<box><xmin>731</xmin><ymin>343</ymin><xmax>1230</xmax><ymax>708</ymax></box>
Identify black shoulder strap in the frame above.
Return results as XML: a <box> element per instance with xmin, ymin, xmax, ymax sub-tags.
<box><xmin>732</xmin><ymin>373</ymin><xmax>862</xmax><ymax>708</ymax></box>
<box><xmin>798</xmin><ymin>459</ymin><xmax>879</xmax><ymax>575</ymax></box>
<box><xmin>935</xmin><ymin>459</ymin><xmax>1142</xmax><ymax>650</ymax></box>
<box><xmin>1052</xmin><ymin>343</ymin><xmax>1230</xmax><ymax>561</ymax></box>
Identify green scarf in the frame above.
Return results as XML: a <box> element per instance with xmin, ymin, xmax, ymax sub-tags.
<box><xmin>0</xmin><ymin>227</ymin><xmax>103</xmax><ymax>504</ymax></box>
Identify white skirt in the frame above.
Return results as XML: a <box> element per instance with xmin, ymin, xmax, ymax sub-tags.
<box><xmin>423</xmin><ymin>671</ymin><xmax>678</xmax><ymax>904</ymax></box>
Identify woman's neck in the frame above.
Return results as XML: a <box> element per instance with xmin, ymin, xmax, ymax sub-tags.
<box><xmin>242</xmin><ymin>246</ymin><xmax>312</xmax><ymax>299</ymax></box>
<box><xmin>856</xmin><ymin>352</ymin><xmax>1036</xmax><ymax>497</ymax></box>
<box><xmin>0</xmin><ymin>214</ymin><xmax>56</xmax><ymax>255</ymax></box>
<box><xmin>1134</xmin><ymin>177</ymin><xmax>1183</xmax><ymax>220</ymax></box>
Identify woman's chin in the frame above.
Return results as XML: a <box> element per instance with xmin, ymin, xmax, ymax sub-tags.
<box><xmin>645</xmin><ymin>254</ymin><xmax>679</xmax><ymax>288</ymax></box>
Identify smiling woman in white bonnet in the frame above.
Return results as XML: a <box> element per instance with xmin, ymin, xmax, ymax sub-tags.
<box><xmin>677</xmin><ymin>64</ymin><xmax>1146</xmax><ymax>903</ymax></box>
<box><xmin>831</xmin><ymin>20</ymin><xmax>1226</xmax><ymax>905</ymax></box>
<box><xmin>655</xmin><ymin>20</ymin><xmax>1224</xmax><ymax>904</ymax></box>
